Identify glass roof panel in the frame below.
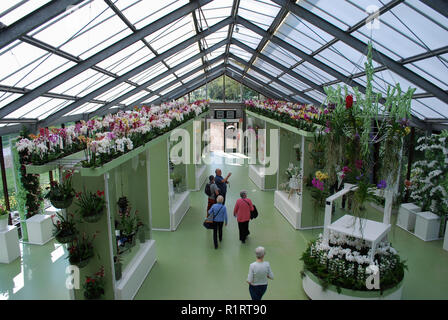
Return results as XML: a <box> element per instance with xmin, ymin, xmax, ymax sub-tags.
<box><xmin>6</xmin><ymin>96</ymin><xmax>67</xmax><ymax>119</ymax></box>
<box><xmin>205</xmin><ymin>46</ymin><xmax>226</xmax><ymax>61</ymax></box>
<box><xmin>203</xmin><ymin>26</ymin><xmax>228</xmax><ymax>47</ymax></box>
<box><xmin>269</xmin><ymin>81</ymin><xmax>293</xmax><ymax>95</ymax></box>
<box><xmin>0</xmin><ymin>0</ymin><xmax>51</xmax><ymax>26</ymax></box>
<box><xmin>96</xmin><ymin>42</ymin><xmax>154</xmax><ymax>76</ymax></box>
<box><xmin>229</xmin><ymin>59</ymin><xmax>245</xmax><ymax>71</ymax></box>
<box><xmin>254</xmin><ymin>58</ymin><xmax>282</xmax><ymax>77</ymax></box>
<box><xmin>414</xmin><ymin>97</ymin><xmax>448</xmax><ymax>119</ymax></box>
<box><xmin>200</xmin><ymin>0</ymin><xmax>232</xmax><ymax>28</ymax></box>
<box><xmin>147</xmin><ymin>74</ymin><xmax>177</xmax><ymax>91</ymax></box>
<box><xmin>51</xmin><ymin>69</ymin><xmax>114</xmax><ymax>96</ymax></box>
<box><xmin>121</xmin><ymin>91</ymin><xmax>151</xmax><ymax>106</ymax></box>
<box><xmin>411</xmin><ymin>99</ymin><xmax>447</xmax><ymax>119</ymax></box>
<box><xmin>115</xmin><ymin>0</ymin><xmax>189</xmax><ymax>28</ymax></box>
<box><xmin>233</xmin><ymin>24</ymin><xmax>263</xmax><ymax>49</ymax></box>
<box><xmin>293</xmin><ymin>62</ymin><xmax>337</xmax><ymax>85</ymax></box>
<box><xmin>144</xmin><ymin>14</ymin><xmax>195</xmax><ymax>53</ymax></box>
<box><xmin>65</xmin><ymin>102</ymin><xmax>103</xmax><ymax>116</ymax></box>
<box><xmin>165</xmin><ymin>43</ymin><xmax>200</xmax><ymax>68</ymax></box>
<box><xmin>261</xmin><ymin>42</ymin><xmax>301</xmax><ymax>68</ymax></box>
<box><xmin>160</xmin><ymin>81</ymin><xmax>183</xmax><ymax>96</ymax></box>
<box><xmin>298</xmin><ymin>0</ymin><xmax>351</xmax><ymax>31</ymax></box>
<box><xmin>129</xmin><ymin>62</ymin><xmax>168</xmax><ymax>85</ymax></box>
<box><xmin>175</xmin><ymin>59</ymin><xmax>203</xmax><ymax>77</ymax></box>
<box><xmin>238</xmin><ymin>0</ymin><xmax>281</xmax><ymax>30</ymax></box>
<box><xmin>247</xmin><ymin>69</ymin><xmax>270</xmax><ymax>83</ymax></box>
<box><xmin>381</xmin><ymin>3</ymin><xmax>448</xmax><ymax>51</ymax></box>
<box><xmin>278</xmin><ymin>73</ymin><xmax>310</xmax><ymax>91</ymax></box>
<box><xmin>405</xmin><ymin>57</ymin><xmax>448</xmax><ymax>91</ymax></box>
<box><xmin>0</xmin><ymin>93</ymin><xmax>22</xmax><ymax>109</ymax></box>
<box><xmin>229</xmin><ymin>45</ymin><xmax>252</xmax><ymax>61</ymax></box>
<box><xmin>96</xmin><ymin>83</ymin><xmax>135</xmax><ymax>102</ymax></box>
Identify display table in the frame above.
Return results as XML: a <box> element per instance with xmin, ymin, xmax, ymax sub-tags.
<box><xmin>414</xmin><ymin>211</ymin><xmax>441</xmax><ymax>241</ymax></box>
<box><xmin>249</xmin><ymin>165</ymin><xmax>265</xmax><ymax>190</ymax></box>
<box><xmin>274</xmin><ymin>190</ymin><xmax>301</xmax><ymax>229</ymax></box>
<box><xmin>170</xmin><ymin>191</ymin><xmax>190</xmax><ymax>231</ymax></box>
<box><xmin>115</xmin><ymin>240</ymin><xmax>157</xmax><ymax>300</ymax></box>
<box><xmin>397</xmin><ymin>203</ymin><xmax>421</xmax><ymax>231</ymax></box>
<box><xmin>0</xmin><ymin>226</ymin><xmax>21</xmax><ymax>263</ymax></box>
<box><xmin>327</xmin><ymin>215</ymin><xmax>391</xmax><ymax>261</ymax></box>
<box><xmin>26</xmin><ymin>214</ymin><xmax>54</xmax><ymax>245</ymax></box>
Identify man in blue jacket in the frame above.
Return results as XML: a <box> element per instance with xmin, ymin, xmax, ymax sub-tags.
<box><xmin>208</xmin><ymin>195</ymin><xmax>228</xmax><ymax>249</ymax></box>
<box><xmin>214</xmin><ymin>168</ymin><xmax>231</xmax><ymax>205</ymax></box>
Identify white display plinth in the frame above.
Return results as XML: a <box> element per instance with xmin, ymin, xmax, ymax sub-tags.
<box><xmin>0</xmin><ymin>226</ymin><xmax>21</xmax><ymax>264</ymax></box>
<box><xmin>327</xmin><ymin>215</ymin><xmax>391</xmax><ymax>261</ymax></box>
<box><xmin>274</xmin><ymin>190</ymin><xmax>300</xmax><ymax>229</ymax></box>
<box><xmin>302</xmin><ymin>272</ymin><xmax>403</xmax><ymax>300</ymax></box>
<box><xmin>443</xmin><ymin>224</ymin><xmax>448</xmax><ymax>252</ymax></box>
<box><xmin>115</xmin><ymin>240</ymin><xmax>157</xmax><ymax>300</ymax></box>
<box><xmin>414</xmin><ymin>211</ymin><xmax>441</xmax><ymax>241</ymax></box>
<box><xmin>170</xmin><ymin>191</ymin><xmax>190</xmax><ymax>231</ymax></box>
<box><xmin>195</xmin><ymin>165</ymin><xmax>207</xmax><ymax>190</ymax></box>
<box><xmin>397</xmin><ymin>203</ymin><xmax>421</xmax><ymax>231</ymax></box>
<box><xmin>249</xmin><ymin>165</ymin><xmax>265</xmax><ymax>190</ymax></box>
<box><xmin>26</xmin><ymin>214</ymin><xmax>54</xmax><ymax>245</ymax></box>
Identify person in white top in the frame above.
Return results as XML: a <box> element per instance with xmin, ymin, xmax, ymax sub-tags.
<box><xmin>246</xmin><ymin>246</ymin><xmax>274</xmax><ymax>300</ymax></box>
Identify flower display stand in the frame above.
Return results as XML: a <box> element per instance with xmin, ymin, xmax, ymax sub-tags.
<box><xmin>249</xmin><ymin>164</ymin><xmax>266</xmax><ymax>190</ymax></box>
<box><xmin>302</xmin><ymin>270</ymin><xmax>403</xmax><ymax>300</ymax></box>
<box><xmin>397</xmin><ymin>203</ymin><xmax>421</xmax><ymax>232</ymax></box>
<box><xmin>169</xmin><ymin>191</ymin><xmax>190</xmax><ymax>231</ymax></box>
<box><xmin>0</xmin><ymin>226</ymin><xmax>21</xmax><ymax>264</ymax></box>
<box><xmin>115</xmin><ymin>240</ymin><xmax>157</xmax><ymax>300</ymax></box>
<box><xmin>414</xmin><ymin>211</ymin><xmax>441</xmax><ymax>241</ymax></box>
<box><xmin>274</xmin><ymin>190</ymin><xmax>301</xmax><ymax>229</ymax></box>
<box><xmin>194</xmin><ymin>164</ymin><xmax>208</xmax><ymax>191</ymax></box>
<box><xmin>25</xmin><ymin>214</ymin><xmax>54</xmax><ymax>245</ymax></box>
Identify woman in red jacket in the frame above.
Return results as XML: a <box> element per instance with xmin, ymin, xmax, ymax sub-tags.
<box><xmin>233</xmin><ymin>190</ymin><xmax>254</xmax><ymax>243</ymax></box>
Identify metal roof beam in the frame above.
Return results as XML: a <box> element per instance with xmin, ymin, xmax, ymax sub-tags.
<box><xmin>228</xmin><ymin>53</ymin><xmax>320</xmax><ymax>105</ymax></box>
<box><xmin>419</xmin><ymin>0</ymin><xmax>448</xmax><ymax>19</ymax></box>
<box><xmin>0</xmin><ymin>0</ymin><xmax>84</xmax><ymax>49</ymax></box>
<box><xmin>0</xmin><ymin>0</ymin><xmax>213</xmax><ymax>119</ymax></box>
<box><xmin>88</xmin><ymin>39</ymin><xmax>229</xmax><ymax>120</ymax></box>
<box><xmin>40</xmin><ymin>16</ymin><xmax>232</xmax><ymax>126</ymax></box>
<box><xmin>272</xmin><ymin>0</ymin><xmax>448</xmax><ymax>104</ymax></box>
<box><xmin>224</xmin><ymin>0</ymin><xmax>240</xmax><ymax>64</ymax></box>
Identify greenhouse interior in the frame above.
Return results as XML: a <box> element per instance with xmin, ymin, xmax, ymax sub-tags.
<box><xmin>0</xmin><ymin>0</ymin><xmax>447</xmax><ymax>302</ymax></box>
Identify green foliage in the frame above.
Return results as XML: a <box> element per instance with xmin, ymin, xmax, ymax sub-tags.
<box><xmin>52</xmin><ymin>212</ymin><xmax>78</xmax><ymax>239</ymax></box>
<box><xmin>67</xmin><ymin>232</ymin><xmax>96</xmax><ymax>264</ymax></box>
<box><xmin>44</xmin><ymin>170</ymin><xmax>75</xmax><ymax>202</ymax></box>
<box><xmin>75</xmin><ymin>190</ymin><xmax>106</xmax><ymax>219</ymax></box>
<box><xmin>83</xmin><ymin>266</ymin><xmax>105</xmax><ymax>300</ymax></box>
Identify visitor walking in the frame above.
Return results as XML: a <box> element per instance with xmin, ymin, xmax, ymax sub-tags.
<box><xmin>214</xmin><ymin>168</ymin><xmax>231</xmax><ymax>205</ymax></box>
<box><xmin>205</xmin><ymin>175</ymin><xmax>220</xmax><ymax>216</ymax></box>
<box><xmin>233</xmin><ymin>190</ymin><xmax>254</xmax><ymax>243</ymax></box>
<box><xmin>247</xmin><ymin>246</ymin><xmax>274</xmax><ymax>300</ymax></box>
<box><xmin>207</xmin><ymin>195</ymin><xmax>228</xmax><ymax>249</ymax></box>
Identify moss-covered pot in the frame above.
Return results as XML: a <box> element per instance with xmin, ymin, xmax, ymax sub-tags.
<box><xmin>81</xmin><ymin>209</ymin><xmax>104</xmax><ymax>223</ymax></box>
<box><xmin>50</xmin><ymin>197</ymin><xmax>74</xmax><ymax>209</ymax></box>
<box><xmin>302</xmin><ymin>270</ymin><xmax>404</xmax><ymax>300</ymax></box>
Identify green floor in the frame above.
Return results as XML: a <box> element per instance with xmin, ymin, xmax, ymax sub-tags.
<box><xmin>1</xmin><ymin>153</ymin><xmax>447</xmax><ymax>300</ymax></box>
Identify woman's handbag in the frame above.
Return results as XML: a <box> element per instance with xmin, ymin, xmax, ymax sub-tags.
<box><xmin>243</xmin><ymin>199</ymin><xmax>258</xmax><ymax>220</ymax></box>
<box><xmin>203</xmin><ymin>205</ymin><xmax>223</xmax><ymax>229</ymax></box>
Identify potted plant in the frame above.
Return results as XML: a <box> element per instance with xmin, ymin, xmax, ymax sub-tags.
<box><xmin>83</xmin><ymin>266</ymin><xmax>105</xmax><ymax>300</ymax></box>
<box><xmin>117</xmin><ymin>206</ymin><xmax>139</xmax><ymax>249</ymax></box>
<box><xmin>0</xmin><ymin>204</ymin><xmax>9</xmax><ymax>231</ymax></box>
<box><xmin>75</xmin><ymin>190</ymin><xmax>106</xmax><ymax>223</ymax></box>
<box><xmin>114</xmin><ymin>255</ymin><xmax>122</xmax><ymax>281</ymax></box>
<box><xmin>67</xmin><ymin>232</ymin><xmax>97</xmax><ymax>268</ymax></box>
<box><xmin>44</xmin><ymin>170</ymin><xmax>75</xmax><ymax>209</ymax></box>
<box><xmin>51</xmin><ymin>212</ymin><xmax>78</xmax><ymax>243</ymax></box>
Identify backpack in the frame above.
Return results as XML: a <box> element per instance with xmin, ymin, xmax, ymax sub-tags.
<box><xmin>204</xmin><ymin>183</ymin><xmax>212</xmax><ymax>197</ymax></box>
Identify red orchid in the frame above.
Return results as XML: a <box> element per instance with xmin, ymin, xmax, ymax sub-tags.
<box><xmin>96</xmin><ymin>190</ymin><xmax>104</xmax><ymax>197</ymax></box>
<box><xmin>345</xmin><ymin>95</ymin><xmax>353</xmax><ymax>109</ymax></box>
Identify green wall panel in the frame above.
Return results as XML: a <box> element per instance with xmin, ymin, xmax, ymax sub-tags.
<box><xmin>148</xmin><ymin>137</ymin><xmax>170</xmax><ymax>230</ymax></box>
<box><xmin>264</xmin><ymin>122</ymin><xmax>278</xmax><ymax>190</ymax></box>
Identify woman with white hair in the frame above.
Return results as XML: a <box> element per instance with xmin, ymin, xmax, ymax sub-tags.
<box><xmin>207</xmin><ymin>195</ymin><xmax>228</xmax><ymax>249</ymax></box>
<box><xmin>233</xmin><ymin>190</ymin><xmax>254</xmax><ymax>243</ymax></box>
<box><xmin>247</xmin><ymin>246</ymin><xmax>274</xmax><ymax>300</ymax></box>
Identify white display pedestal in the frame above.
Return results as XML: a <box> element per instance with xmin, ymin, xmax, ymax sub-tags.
<box><xmin>249</xmin><ymin>165</ymin><xmax>265</xmax><ymax>190</ymax></box>
<box><xmin>170</xmin><ymin>191</ymin><xmax>190</xmax><ymax>231</ymax></box>
<box><xmin>115</xmin><ymin>240</ymin><xmax>157</xmax><ymax>300</ymax></box>
<box><xmin>26</xmin><ymin>214</ymin><xmax>54</xmax><ymax>245</ymax></box>
<box><xmin>414</xmin><ymin>211</ymin><xmax>441</xmax><ymax>241</ymax></box>
<box><xmin>443</xmin><ymin>224</ymin><xmax>448</xmax><ymax>252</ymax></box>
<box><xmin>0</xmin><ymin>226</ymin><xmax>21</xmax><ymax>263</ymax></box>
<box><xmin>195</xmin><ymin>165</ymin><xmax>207</xmax><ymax>190</ymax></box>
<box><xmin>327</xmin><ymin>215</ymin><xmax>391</xmax><ymax>261</ymax></box>
<box><xmin>397</xmin><ymin>203</ymin><xmax>421</xmax><ymax>231</ymax></box>
<box><xmin>274</xmin><ymin>190</ymin><xmax>301</xmax><ymax>229</ymax></box>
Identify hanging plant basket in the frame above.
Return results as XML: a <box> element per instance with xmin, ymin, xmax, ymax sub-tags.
<box><xmin>50</xmin><ymin>196</ymin><xmax>74</xmax><ymax>209</ymax></box>
<box><xmin>81</xmin><ymin>209</ymin><xmax>104</xmax><ymax>223</ymax></box>
<box><xmin>55</xmin><ymin>232</ymin><xmax>77</xmax><ymax>244</ymax></box>
<box><xmin>84</xmin><ymin>288</ymin><xmax>104</xmax><ymax>300</ymax></box>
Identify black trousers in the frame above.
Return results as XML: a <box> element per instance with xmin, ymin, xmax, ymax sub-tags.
<box><xmin>249</xmin><ymin>284</ymin><xmax>267</xmax><ymax>300</ymax></box>
<box><xmin>238</xmin><ymin>221</ymin><xmax>250</xmax><ymax>242</ymax></box>
<box><xmin>213</xmin><ymin>222</ymin><xmax>224</xmax><ymax>248</ymax></box>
